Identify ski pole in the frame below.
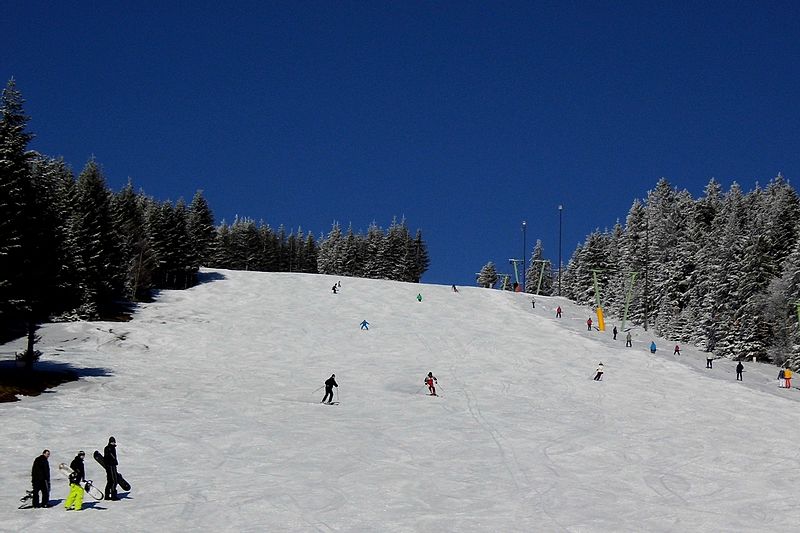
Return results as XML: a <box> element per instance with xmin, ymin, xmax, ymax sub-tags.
<box><xmin>312</xmin><ymin>385</ymin><xmax>324</xmax><ymax>395</ymax></box>
<box><xmin>415</xmin><ymin>384</ymin><xmax>426</xmax><ymax>395</ymax></box>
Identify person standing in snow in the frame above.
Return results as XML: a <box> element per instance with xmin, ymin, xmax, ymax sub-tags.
<box><xmin>673</xmin><ymin>344</ymin><xmax>681</xmax><ymax>355</ymax></box>
<box><xmin>332</xmin><ymin>284</ymin><xmax>338</xmax><ymax>294</ymax></box>
<box><xmin>103</xmin><ymin>436</ymin><xmax>119</xmax><ymax>501</ymax></box>
<box><xmin>531</xmin><ymin>297</ymin><xmax>535</xmax><ymax>309</ymax></box>
<box><xmin>64</xmin><ymin>451</ymin><xmax>86</xmax><ymax>511</ymax></box>
<box><xmin>736</xmin><ymin>361</ymin><xmax>744</xmax><ymax>381</ymax></box>
<box><xmin>322</xmin><ymin>374</ymin><xmax>338</xmax><ymax>404</ymax></box>
<box><xmin>31</xmin><ymin>449</ymin><xmax>50</xmax><ymax>508</ymax></box>
<box><xmin>612</xmin><ymin>326</ymin><xmax>618</xmax><ymax>340</ymax></box>
<box><xmin>650</xmin><ymin>341</ymin><xmax>657</xmax><ymax>354</ymax></box>
<box><xmin>785</xmin><ymin>367</ymin><xmax>793</xmax><ymax>388</ymax></box>
<box><xmin>778</xmin><ymin>369</ymin><xmax>786</xmax><ymax>388</ymax></box>
<box><xmin>593</xmin><ymin>363</ymin><xmax>604</xmax><ymax>381</ymax></box>
<box><xmin>417</xmin><ymin>293</ymin><xmax>423</xmax><ymax>302</ymax></box>
<box><xmin>625</xmin><ymin>332</ymin><xmax>632</xmax><ymax>347</ymax></box>
<box><xmin>556</xmin><ymin>306</ymin><xmax>562</xmax><ymax>318</ymax></box>
<box><xmin>360</xmin><ymin>320</ymin><xmax>369</xmax><ymax>330</ymax></box>
<box><xmin>587</xmin><ymin>318</ymin><xmax>593</xmax><ymax>331</ymax></box>
<box><xmin>424</xmin><ymin>372</ymin><xmax>438</xmax><ymax>395</ymax></box>
<box><xmin>706</xmin><ymin>355</ymin><xmax>714</xmax><ymax>369</ymax></box>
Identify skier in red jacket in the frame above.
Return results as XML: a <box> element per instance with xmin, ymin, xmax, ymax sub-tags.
<box><xmin>424</xmin><ymin>372</ymin><xmax>438</xmax><ymax>396</ymax></box>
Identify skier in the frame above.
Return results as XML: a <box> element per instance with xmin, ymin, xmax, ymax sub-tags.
<box><xmin>337</xmin><ymin>280</ymin><xmax>341</xmax><ymax>288</ymax></box>
<box><xmin>424</xmin><ymin>372</ymin><xmax>438</xmax><ymax>395</ymax></box>
<box><xmin>31</xmin><ymin>449</ymin><xmax>51</xmax><ymax>508</ymax></box>
<box><xmin>332</xmin><ymin>284</ymin><xmax>338</xmax><ymax>294</ymax></box>
<box><xmin>531</xmin><ymin>297</ymin><xmax>536</xmax><ymax>309</ymax></box>
<box><xmin>593</xmin><ymin>362</ymin><xmax>604</xmax><ymax>381</ymax></box>
<box><xmin>778</xmin><ymin>369</ymin><xmax>786</xmax><ymax>388</ymax></box>
<box><xmin>625</xmin><ymin>332</ymin><xmax>632</xmax><ymax>347</ymax></box>
<box><xmin>650</xmin><ymin>341</ymin><xmax>657</xmax><ymax>354</ymax></box>
<box><xmin>785</xmin><ymin>367</ymin><xmax>793</xmax><ymax>388</ymax></box>
<box><xmin>556</xmin><ymin>306</ymin><xmax>562</xmax><ymax>318</ymax></box>
<box><xmin>587</xmin><ymin>318</ymin><xmax>593</xmax><ymax>331</ymax></box>
<box><xmin>64</xmin><ymin>451</ymin><xmax>86</xmax><ymax>511</ymax></box>
<box><xmin>612</xmin><ymin>326</ymin><xmax>618</xmax><ymax>340</ymax></box>
<box><xmin>452</xmin><ymin>285</ymin><xmax>458</xmax><ymax>293</ymax></box>
<box><xmin>103</xmin><ymin>436</ymin><xmax>119</xmax><ymax>501</ymax></box>
<box><xmin>736</xmin><ymin>361</ymin><xmax>744</xmax><ymax>381</ymax></box>
<box><xmin>360</xmin><ymin>320</ymin><xmax>369</xmax><ymax>330</ymax></box>
<box><xmin>673</xmin><ymin>344</ymin><xmax>681</xmax><ymax>355</ymax></box>
<box><xmin>322</xmin><ymin>374</ymin><xmax>338</xmax><ymax>404</ymax></box>
<box><xmin>706</xmin><ymin>355</ymin><xmax>714</xmax><ymax>369</ymax></box>
<box><xmin>417</xmin><ymin>293</ymin><xmax>423</xmax><ymax>302</ymax></box>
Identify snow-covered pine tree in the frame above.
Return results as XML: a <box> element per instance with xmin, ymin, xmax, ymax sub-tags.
<box><xmin>477</xmin><ymin>261</ymin><xmax>498</xmax><ymax>288</ymax></box>
<box><xmin>188</xmin><ymin>189</ymin><xmax>217</xmax><ymax>268</ymax></box>
<box><xmin>71</xmin><ymin>159</ymin><xmax>125</xmax><ymax>318</ymax></box>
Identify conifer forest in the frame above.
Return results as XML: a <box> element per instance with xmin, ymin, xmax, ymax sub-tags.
<box><xmin>3</xmin><ymin>78</ymin><xmax>799</xmax><ymax>370</ymax></box>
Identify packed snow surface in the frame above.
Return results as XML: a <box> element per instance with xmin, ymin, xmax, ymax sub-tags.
<box><xmin>2</xmin><ymin>269</ymin><xmax>799</xmax><ymax>532</ymax></box>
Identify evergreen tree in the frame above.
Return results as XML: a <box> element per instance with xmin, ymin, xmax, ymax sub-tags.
<box><xmin>477</xmin><ymin>261</ymin><xmax>498</xmax><ymax>288</ymax></box>
<box><xmin>70</xmin><ymin>159</ymin><xmax>125</xmax><ymax>318</ymax></box>
<box><xmin>525</xmin><ymin>240</ymin><xmax>553</xmax><ymax>295</ymax></box>
<box><xmin>188</xmin><ymin>189</ymin><xmax>216</xmax><ymax>267</ymax></box>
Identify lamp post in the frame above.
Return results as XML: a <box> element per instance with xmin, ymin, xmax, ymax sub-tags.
<box><xmin>522</xmin><ymin>220</ymin><xmax>527</xmax><ymax>292</ymax></box>
<box><xmin>558</xmin><ymin>205</ymin><xmax>563</xmax><ymax>296</ymax></box>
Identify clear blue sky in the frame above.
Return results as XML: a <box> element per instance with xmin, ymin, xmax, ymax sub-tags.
<box><xmin>4</xmin><ymin>1</ymin><xmax>799</xmax><ymax>286</ymax></box>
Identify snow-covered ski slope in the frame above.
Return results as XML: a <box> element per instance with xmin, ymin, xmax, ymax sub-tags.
<box><xmin>2</xmin><ymin>269</ymin><xmax>799</xmax><ymax>532</ymax></box>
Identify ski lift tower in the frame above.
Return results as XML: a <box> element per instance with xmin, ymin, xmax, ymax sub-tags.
<box><xmin>591</xmin><ymin>269</ymin><xmax>607</xmax><ymax>331</ymax></box>
<box><xmin>620</xmin><ymin>271</ymin><xmax>638</xmax><ymax>332</ymax></box>
<box><xmin>531</xmin><ymin>259</ymin><xmax>551</xmax><ymax>295</ymax></box>
<box><xmin>795</xmin><ymin>301</ymin><xmax>800</xmax><ymax>331</ymax></box>
<box><xmin>509</xmin><ymin>259</ymin><xmax>524</xmax><ymax>292</ymax></box>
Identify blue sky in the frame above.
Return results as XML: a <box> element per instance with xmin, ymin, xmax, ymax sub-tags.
<box><xmin>4</xmin><ymin>1</ymin><xmax>799</xmax><ymax>286</ymax></box>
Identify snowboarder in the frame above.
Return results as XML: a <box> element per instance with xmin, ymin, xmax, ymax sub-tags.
<box><xmin>64</xmin><ymin>451</ymin><xmax>86</xmax><ymax>511</ymax></box>
<box><xmin>778</xmin><ymin>369</ymin><xmax>786</xmax><ymax>388</ymax></box>
<box><xmin>612</xmin><ymin>326</ymin><xmax>618</xmax><ymax>340</ymax></box>
<box><xmin>736</xmin><ymin>361</ymin><xmax>744</xmax><ymax>381</ymax></box>
<box><xmin>625</xmin><ymin>332</ymin><xmax>632</xmax><ymax>347</ymax></box>
<box><xmin>556</xmin><ymin>306</ymin><xmax>562</xmax><ymax>318</ymax></box>
<box><xmin>322</xmin><ymin>374</ymin><xmax>338</xmax><ymax>404</ymax></box>
<box><xmin>360</xmin><ymin>319</ymin><xmax>369</xmax><ymax>330</ymax></box>
<box><xmin>332</xmin><ymin>284</ymin><xmax>338</xmax><ymax>294</ymax></box>
<box><xmin>531</xmin><ymin>297</ymin><xmax>536</xmax><ymax>309</ymax></box>
<box><xmin>673</xmin><ymin>344</ymin><xmax>681</xmax><ymax>355</ymax></box>
<box><xmin>593</xmin><ymin>362</ymin><xmax>604</xmax><ymax>381</ymax></box>
<box><xmin>587</xmin><ymin>318</ymin><xmax>593</xmax><ymax>331</ymax></box>
<box><xmin>650</xmin><ymin>341</ymin><xmax>657</xmax><ymax>354</ymax></box>
<box><xmin>417</xmin><ymin>293</ymin><xmax>423</xmax><ymax>302</ymax></box>
<box><xmin>31</xmin><ymin>449</ymin><xmax>50</xmax><ymax>508</ymax></box>
<box><xmin>706</xmin><ymin>355</ymin><xmax>714</xmax><ymax>369</ymax></box>
<box><xmin>103</xmin><ymin>436</ymin><xmax>119</xmax><ymax>501</ymax></box>
<box><xmin>785</xmin><ymin>367</ymin><xmax>793</xmax><ymax>388</ymax></box>
<box><xmin>425</xmin><ymin>372</ymin><xmax>438</xmax><ymax>395</ymax></box>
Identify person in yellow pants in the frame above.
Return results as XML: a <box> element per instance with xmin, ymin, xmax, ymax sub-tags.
<box><xmin>65</xmin><ymin>451</ymin><xmax>86</xmax><ymax>511</ymax></box>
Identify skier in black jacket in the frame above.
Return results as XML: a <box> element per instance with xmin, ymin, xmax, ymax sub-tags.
<box><xmin>31</xmin><ymin>449</ymin><xmax>51</xmax><ymax>508</ymax></box>
<box><xmin>104</xmin><ymin>437</ymin><xmax>119</xmax><ymax>500</ymax></box>
<box><xmin>321</xmin><ymin>374</ymin><xmax>338</xmax><ymax>404</ymax></box>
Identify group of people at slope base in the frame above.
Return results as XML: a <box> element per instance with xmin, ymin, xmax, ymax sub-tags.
<box><xmin>27</xmin><ymin>436</ymin><xmax>123</xmax><ymax>511</ymax></box>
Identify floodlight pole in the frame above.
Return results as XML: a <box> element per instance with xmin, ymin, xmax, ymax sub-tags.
<box><xmin>522</xmin><ymin>221</ymin><xmax>527</xmax><ymax>292</ymax></box>
<box><xmin>621</xmin><ymin>272</ymin><xmax>638</xmax><ymax>332</ymax></box>
<box><xmin>558</xmin><ymin>205</ymin><xmax>563</xmax><ymax>296</ymax></box>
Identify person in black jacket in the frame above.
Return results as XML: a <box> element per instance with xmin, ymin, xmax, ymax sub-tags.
<box><xmin>64</xmin><ymin>451</ymin><xmax>86</xmax><ymax>510</ymax></box>
<box><xmin>321</xmin><ymin>374</ymin><xmax>338</xmax><ymax>404</ymax></box>
<box><xmin>104</xmin><ymin>437</ymin><xmax>119</xmax><ymax>501</ymax></box>
<box><xmin>31</xmin><ymin>449</ymin><xmax>51</xmax><ymax>508</ymax></box>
